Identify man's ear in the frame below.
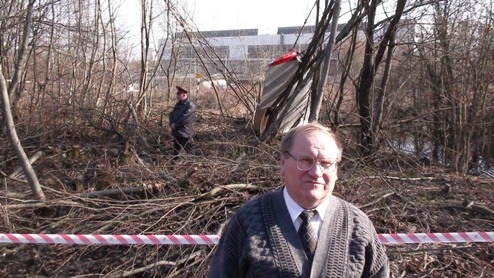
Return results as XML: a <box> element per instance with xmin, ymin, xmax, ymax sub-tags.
<box><xmin>280</xmin><ymin>157</ymin><xmax>286</xmax><ymax>175</ymax></box>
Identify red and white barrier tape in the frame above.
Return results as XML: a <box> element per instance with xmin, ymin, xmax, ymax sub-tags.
<box><xmin>0</xmin><ymin>234</ymin><xmax>220</xmax><ymax>245</ymax></box>
<box><xmin>378</xmin><ymin>232</ymin><xmax>494</xmax><ymax>245</ymax></box>
<box><xmin>0</xmin><ymin>232</ymin><xmax>493</xmax><ymax>245</ymax></box>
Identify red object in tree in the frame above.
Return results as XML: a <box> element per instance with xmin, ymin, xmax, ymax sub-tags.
<box><xmin>268</xmin><ymin>48</ymin><xmax>300</xmax><ymax>67</ymax></box>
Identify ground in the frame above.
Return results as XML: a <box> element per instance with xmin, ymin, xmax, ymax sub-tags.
<box><xmin>0</xmin><ymin>112</ymin><xmax>493</xmax><ymax>277</ymax></box>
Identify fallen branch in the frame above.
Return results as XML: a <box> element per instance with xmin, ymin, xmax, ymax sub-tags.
<box><xmin>73</xmin><ymin>185</ymin><xmax>157</xmax><ymax>198</ymax></box>
<box><xmin>463</xmin><ymin>199</ymin><xmax>494</xmax><ymax>218</ymax></box>
<box><xmin>2</xmin><ymin>200</ymin><xmax>94</xmax><ymax>210</ymax></box>
<box><xmin>8</xmin><ymin>150</ymin><xmax>43</xmax><ymax>178</ymax></box>
<box><xmin>162</xmin><ymin>251</ymin><xmax>204</xmax><ymax>278</ymax></box>
<box><xmin>111</xmin><ymin>250</ymin><xmax>202</xmax><ymax>278</ymax></box>
<box><xmin>7</xmin><ymin>176</ymin><xmax>64</xmax><ymax>195</ymax></box>
<box><xmin>209</xmin><ymin>183</ymin><xmax>259</xmax><ymax>197</ymax></box>
<box><xmin>355</xmin><ymin>175</ymin><xmax>435</xmax><ymax>181</ymax></box>
<box><xmin>359</xmin><ymin>191</ymin><xmax>396</xmax><ymax>209</ymax></box>
<box><xmin>481</xmin><ymin>170</ymin><xmax>494</xmax><ymax>178</ymax></box>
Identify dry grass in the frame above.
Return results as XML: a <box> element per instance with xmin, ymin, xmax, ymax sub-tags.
<box><xmin>1</xmin><ymin>108</ymin><xmax>493</xmax><ymax>277</ymax></box>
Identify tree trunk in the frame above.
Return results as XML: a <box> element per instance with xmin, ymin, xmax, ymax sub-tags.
<box><xmin>309</xmin><ymin>0</ymin><xmax>340</xmax><ymax>122</ymax></box>
<box><xmin>0</xmin><ymin>0</ymin><xmax>45</xmax><ymax>201</ymax></box>
<box><xmin>355</xmin><ymin>0</ymin><xmax>406</xmax><ymax>156</ymax></box>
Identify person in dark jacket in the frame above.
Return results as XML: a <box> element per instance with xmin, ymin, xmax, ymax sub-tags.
<box><xmin>169</xmin><ymin>86</ymin><xmax>196</xmax><ymax>158</ymax></box>
<box><xmin>208</xmin><ymin>122</ymin><xmax>389</xmax><ymax>277</ymax></box>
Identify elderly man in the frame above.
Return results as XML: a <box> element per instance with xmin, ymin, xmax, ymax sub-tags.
<box><xmin>208</xmin><ymin>122</ymin><xmax>389</xmax><ymax>277</ymax></box>
<box><xmin>169</xmin><ymin>86</ymin><xmax>196</xmax><ymax>158</ymax></box>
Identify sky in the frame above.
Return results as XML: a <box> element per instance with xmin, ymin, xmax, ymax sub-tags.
<box><xmin>117</xmin><ymin>0</ymin><xmax>355</xmax><ymax>57</ymax></box>
<box><xmin>181</xmin><ymin>0</ymin><xmax>319</xmax><ymax>34</ymax></box>
<box><xmin>117</xmin><ymin>0</ymin><xmax>323</xmax><ymax>57</ymax></box>
<box><xmin>118</xmin><ymin>0</ymin><xmax>323</xmax><ymax>39</ymax></box>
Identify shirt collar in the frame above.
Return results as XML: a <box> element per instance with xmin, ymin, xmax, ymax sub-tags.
<box><xmin>283</xmin><ymin>186</ymin><xmax>330</xmax><ymax>223</ymax></box>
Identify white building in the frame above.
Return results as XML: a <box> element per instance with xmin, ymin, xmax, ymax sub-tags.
<box><xmin>157</xmin><ymin>22</ymin><xmax>416</xmax><ymax>82</ymax></box>
<box><xmin>158</xmin><ymin>25</ymin><xmax>343</xmax><ymax>79</ymax></box>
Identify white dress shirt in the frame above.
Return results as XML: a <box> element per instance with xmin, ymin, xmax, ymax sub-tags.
<box><xmin>283</xmin><ymin>186</ymin><xmax>330</xmax><ymax>238</ymax></box>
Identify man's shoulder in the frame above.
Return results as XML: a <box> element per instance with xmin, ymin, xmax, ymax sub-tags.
<box><xmin>230</xmin><ymin>191</ymin><xmax>285</xmax><ymax>234</ymax></box>
<box><xmin>333</xmin><ymin>195</ymin><xmax>372</xmax><ymax>223</ymax></box>
<box><xmin>187</xmin><ymin>100</ymin><xmax>196</xmax><ymax>108</ymax></box>
<box><xmin>235</xmin><ymin>191</ymin><xmax>281</xmax><ymax>217</ymax></box>
<box><xmin>236</xmin><ymin>194</ymin><xmax>263</xmax><ymax>213</ymax></box>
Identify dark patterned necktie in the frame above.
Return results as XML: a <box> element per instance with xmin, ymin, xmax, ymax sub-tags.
<box><xmin>298</xmin><ymin>210</ymin><xmax>317</xmax><ymax>261</ymax></box>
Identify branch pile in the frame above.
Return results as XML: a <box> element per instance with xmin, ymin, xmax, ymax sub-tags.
<box><xmin>1</xmin><ymin>114</ymin><xmax>493</xmax><ymax>277</ymax></box>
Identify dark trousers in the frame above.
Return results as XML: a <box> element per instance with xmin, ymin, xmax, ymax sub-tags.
<box><xmin>172</xmin><ymin>136</ymin><xmax>195</xmax><ymax>157</ymax></box>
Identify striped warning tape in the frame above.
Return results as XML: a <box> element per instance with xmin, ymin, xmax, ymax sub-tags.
<box><xmin>0</xmin><ymin>234</ymin><xmax>220</xmax><ymax>245</ymax></box>
<box><xmin>378</xmin><ymin>232</ymin><xmax>494</xmax><ymax>245</ymax></box>
<box><xmin>0</xmin><ymin>232</ymin><xmax>493</xmax><ymax>245</ymax></box>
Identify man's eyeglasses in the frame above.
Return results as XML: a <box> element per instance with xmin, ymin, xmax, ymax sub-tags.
<box><xmin>285</xmin><ymin>152</ymin><xmax>337</xmax><ymax>173</ymax></box>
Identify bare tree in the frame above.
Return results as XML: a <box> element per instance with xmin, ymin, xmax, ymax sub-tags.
<box><xmin>353</xmin><ymin>0</ymin><xmax>407</xmax><ymax>156</ymax></box>
<box><xmin>0</xmin><ymin>0</ymin><xmax>45</xmax><ymax>201</ymax></box>
<box><xmin>411</xmin><ymin>0</ymin><xmax>494</xmax><ymax>173</ymax></box>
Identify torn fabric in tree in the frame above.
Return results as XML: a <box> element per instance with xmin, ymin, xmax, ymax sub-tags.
<box><xmin>253</xmin><ymin>49</ymin><xmax>312</xmax><ymax>136</ymax></box>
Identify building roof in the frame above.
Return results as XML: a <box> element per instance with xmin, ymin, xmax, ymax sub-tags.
<box><xmin>277</xmin><ymin>24</ymin><xmax>345</xmax><ymax>35</ymax></box>
<box><xmin>199</xmin><ymin>29</ymin><xmax>259</xmax><ymax>38</ymax></box>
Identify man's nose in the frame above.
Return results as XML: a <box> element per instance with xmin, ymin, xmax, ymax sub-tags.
<box><xmin>308</xmin><ymin>162</ymin><xmax>324</xmax><ymax>176</ymax></box>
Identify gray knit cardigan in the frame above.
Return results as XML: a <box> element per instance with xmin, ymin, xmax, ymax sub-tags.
<box><xmin>208</xmin><ymin>189</ymin><xmax>389</xmax><ymax>278</ymax></box>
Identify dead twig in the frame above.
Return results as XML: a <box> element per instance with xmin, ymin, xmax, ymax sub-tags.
<box><xmin>359</xmin><ymin>191</ymin><xmax>395</xmax><ymax>209</ymax></box>
<box><xmin>352</xmin><ymin>175</ymin><xmax>435</xmax><ymax>182</ymax></box>
<box><xmin>108</xmin><ymin>250</ymin><xmax>203</xmax><ymax>278</ymax></box>
<box><xmin>481</xmin><ymin>170</ymin><xmax>494</xmax><ymax>178</ymax></box>
<box><xmin>73</xmin><ymin>185</ymin><xmax>157</xmax><ymax>198</ymax></box>
<box><xmin>209</xmin><ymin>183</ymin><xmax>259</xmax><ymax>197</ymax></box>
<box><xmin>1</xmin><ymin>200</ymin><xmax>97</xmax><ymax>210</ymax></box>
<box><xmin>463</xmin><ymin>199</ymin><xmax>494</xmax><ymax>218</ymax></box>
<box><xmin>8</xmin><ymin>150</ymin><xmax>43</xmax><ymax>178</ymax></box>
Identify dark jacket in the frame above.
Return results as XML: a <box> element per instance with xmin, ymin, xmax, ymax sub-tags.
<box><xmin>208</xmin><ymin>190</ymin><xmax>389</xmax><ymax>278</ymax></box>
<box><xmin>169</xmin><ymin>99</ymin><xmax>196</xmax><ymax>138</ymax></box>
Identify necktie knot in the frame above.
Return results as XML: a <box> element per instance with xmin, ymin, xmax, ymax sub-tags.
<box><xmin>300</xmin><ymin>210</ymin><xmax>316</xmax><ymax>221</ymax></box>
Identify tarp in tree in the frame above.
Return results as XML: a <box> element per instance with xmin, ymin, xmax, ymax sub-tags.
<box><xmin>253</xmin><ymin>49</ymin><xmax>312</xmax><ymax>135</ymax></box>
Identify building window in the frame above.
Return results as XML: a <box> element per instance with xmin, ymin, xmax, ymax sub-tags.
<box><xmin>202</xmin><ymin>46</ymin><xmax>230</xmax><ymax>59</ymax></box>
<box><xmin>248</xmin><ymin>45</ymin><xmax>284</xmax><ymax>59</ymax></box>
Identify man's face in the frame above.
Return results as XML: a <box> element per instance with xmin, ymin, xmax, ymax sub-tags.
<box><xmin>176</xmin><ymin>92</ymin><xmax>188</xmax><ymax>101</ymax></box>
<box><xmin>280</xmin><ymin>130</ymin><xmax>339</xmax><ymax>209</ymax></box>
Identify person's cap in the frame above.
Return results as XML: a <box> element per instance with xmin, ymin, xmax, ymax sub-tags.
<box><xmin>176</xmin><ymin>86</ymin><xmax>188</xmax><ymax>94</ymax></box>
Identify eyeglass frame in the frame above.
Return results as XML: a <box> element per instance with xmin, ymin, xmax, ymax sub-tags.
<box><xmin>284</xmin><ymin>151</ymin><xmax>338</xmax><ymax>173</ymax></box>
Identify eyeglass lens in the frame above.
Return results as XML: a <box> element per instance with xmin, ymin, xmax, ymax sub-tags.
<box><xmin>287</xmin><ymin>152</ymin><xmax>335</xmax><ymax>172</ymax></box>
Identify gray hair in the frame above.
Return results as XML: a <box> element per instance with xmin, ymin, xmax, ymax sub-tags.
<box><xmin>280</xmin><ymin>122</ymin><xmax>343</xmax><ymax>161</ymax></box>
